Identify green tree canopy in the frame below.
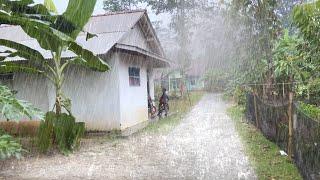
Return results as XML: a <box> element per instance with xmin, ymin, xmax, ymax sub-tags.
<box><xmin>103</xmin><ymin>0</ymin><xmax>139</xmax><ymax>12</ymax></box>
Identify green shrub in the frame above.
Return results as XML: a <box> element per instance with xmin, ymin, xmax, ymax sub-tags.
<box><xmin>170</xmin><ymin>90</ymin><xmax>180</xmax><ymax>99</ymax></box>
<box><xmin>234</xmin><ymin>86</ymin><xmax>246</xmax><ymax>105</ymax></box>
<box><xmin>0</xmin><ymin>128</ymin><xmax>5</xmax><ymax>136</ymax></box>
<box><xmin>0</xmin><ymin>85</ymin><xmax>44</xmax><ymax>121</ymax></box>
<box><xmin>37</xmin><ymin>112</ymin><xmax>85</xmax><ymax>154</ymax></box>
<box><xmin>72</xmin><ymin>122</ymin><xmax>85</xmax><ymax>149</ymax></box>
<box><xmin>298</xmin><ymin>102</ymin><xmax>320</xmax><ymax>121</ymax></box>
<box><xmin>37</xmin><ymin>115</ymin><xmax>54</xmax><ymax>153</ymax></box>
<box><xmin>0</xmin><ymin>134</ymin><xmax>24</xmax><ymax>160</ymax></box>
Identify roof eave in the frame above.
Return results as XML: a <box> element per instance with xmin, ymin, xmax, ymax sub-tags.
<box><xmin>115</xmin><ymin>43</ymin><xmax>170</xmax><ymax>68</ymax></box>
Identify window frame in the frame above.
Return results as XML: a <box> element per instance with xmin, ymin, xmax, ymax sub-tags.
<box><xmin>190</xmin><ymin>79</ymin><xmax>196</xmax><ymax>86</ymax></box>
<box><xmin>128</xmin><ymin>67</ymin><xmax>141</xmax><ymax>87</ymax></box>
<box><xmin>0</xmin><ymin>73</ymin><xmax>14</xmax><ymax>88</ymax></box>
<box><xmin>0</xmin><ymin>73</ymin><xmax>14</xmax><ymax>81</ymax></box>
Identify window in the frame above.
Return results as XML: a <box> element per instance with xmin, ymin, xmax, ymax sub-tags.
<box><xmin>190</xmin><ymin>79</ymin><xmax>196</xmax><ymax>86</ymax></box>
<box><xmin>0</xmin><ymin>73</ymin><xmax>14</xmax><ymax>88</ymax></box>
<box><xmin>0</xmin><ymin>73</ymin><xmax>14</xmax><ymax>81</ymax></box>
<box><xmin>129</xmin><ymin>67</ymin><xmax>140</xmax><ymax>86</ymax></box>
<box><xmin>171</xmin><ymin>79</ymin><xmax>179</xmax><ymax>90</ymax></box>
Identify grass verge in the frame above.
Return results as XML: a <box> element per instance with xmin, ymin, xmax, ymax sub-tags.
<box><xmin>143</xmin><ymin>91</ymin><xmax>204</xmax><ymax>134</ymax></box>
<box><xmin>227</xmin><ymin>105</ymin><xmax>302</xmax><ymax>180</ymax></box>
<box><xmin>84</xmin><ymin>92</ymin><xmax>204</xmax><ymax>144</ymax></box>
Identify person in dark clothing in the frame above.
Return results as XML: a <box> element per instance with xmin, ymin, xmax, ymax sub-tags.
<box><xmin>158</xmin><ymin>88</ymin><xmax>169</xmax><ymax>117</ymax></box>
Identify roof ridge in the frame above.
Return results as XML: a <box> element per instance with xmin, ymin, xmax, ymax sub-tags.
<box><xmin>92</xmin><ymin>9</ymin><xmax>146</xmax><ymax>17</ymax></box>
<box><xmin>0</xmin><ymin>9</ymin><xmax>147</xmax><ymax>29</ymax></box>
<box><xmin>0</xmin><ymin>24</ymin><xmax>14</xmax><ymax>29</ymax></box>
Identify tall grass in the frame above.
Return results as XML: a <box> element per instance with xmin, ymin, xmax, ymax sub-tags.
<box><xmin>227</xmin><ymin>105</ymin><xmax>302</xmax><ymax>180</ymax></box>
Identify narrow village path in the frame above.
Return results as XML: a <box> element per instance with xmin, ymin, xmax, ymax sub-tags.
<box><xmin>0</xmin><ymin>94</ymin><xmax>256</xmax><ymax>180</ymax></box>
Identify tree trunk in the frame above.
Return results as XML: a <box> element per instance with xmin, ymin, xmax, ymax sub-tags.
<box><xmin>253</xmin><ymin>89</ymin><xmax>259</xmax><ymax>129</ymax></box>
<box><xmin>287</xmin><ymin>75</ymin><xmax>294</xmax><ymax>160</ymax></box>
<box><xmin>55</xmin><ymin>90</ymin><xmax>62</xmax><ymax>115</ymax></box>
<box><xmin>287</xmin><ymin>91</ymin><xmax>293</xmax><ymax>161</ymax></box>
<box><xmin>54</xmin><ymin>47</ymin><xmax>63</xmax><ymax>115</ymax></box>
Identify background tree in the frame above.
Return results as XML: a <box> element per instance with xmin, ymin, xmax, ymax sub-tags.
<box><xmin>292</xmin><ymin>0</ymin><xmax>320</xmax><ymax>104</ymax></box>
<box><xmin>144</xmin><ymin>0</ymin><xmax>198</xmax><ymax>97</ymax></box>
<box><xmin>103</xmin><ymin>0</ymin><xmax>139</xmax><ymax>12</ymax></box>
<box><xmin>228</xmin><ymin>0</ymin><xmax>283</xmax><ymax>99</ymax></box>
<box><xmin>277</xmin><ymin>0</ymin><xmax>301</xmax><ymax>29</ymax></box>
<box><xmin>147</xmin><ymin>0</ymin><xmax>196</xmax><ymax>70</ymax></box>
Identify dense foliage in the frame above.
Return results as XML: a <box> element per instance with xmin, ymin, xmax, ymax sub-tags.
<box><xmin>103</xmin><ymin>0</ymin><xmax>139</xmax><ymax>12</ymax></box>
<box><xmin>37</xmin><ymin>112</ymin><xmax>85</xmax><ymax>154</ymax></box>
<box><xmin>298</xmin><ymin>102</ymin><xmax>320</xmax><ymax>121</ymax></box>
<box><xmin>0</xmin><ymin>129</ymin><xmax>24</xmax><ymax>160</ymax></box>
<box><xmin>0</xmin><ymin>81</ymin><xmax>43</xmax><ymax>160</ymax></box>
<box><xmin>203</xmin><ymin>70</ymin><xmax>228</xmax><ymax>92</ymax></box>
<box><xmin>0</xmin><ymin>84</ymin><xmax>42</xmax><ymax>160</ymax></box>
<box><xmin>217</xmin><ymin>1</ymin><xmax>320</xmax><ymax>106</ymax></box>
<box><xmin>0</xmin><ymin>85</ymin><xmax>43</xmax><ymax>120</ymax></box>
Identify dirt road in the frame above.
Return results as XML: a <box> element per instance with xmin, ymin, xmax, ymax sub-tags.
<box><xmin>0</xmin><ymin>94</ymin><xmax>256</xmax><ymax>180</ymax></box>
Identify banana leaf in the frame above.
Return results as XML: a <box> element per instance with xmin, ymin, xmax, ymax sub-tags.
<box><xmin>68</xmin><ymin>42</ymin><xmax>110</xmax><ymax>72</ymax></box>
<box><xmin>0</xmin><ymin>39</ymin><xmax>46</xmax><ymax>63</ymax></box>
<box><xmin>44</xmin><ymin>0</ymin><xmax>58</xmax><ymax>14</ymax></box>
<box><xmin>55</xmin><ymin>0</ymin><xmax>97</xmax><ymax>39</ymax></box>
<box><xmin>0</xmin><ymin>0</ymin><xmax>109</xmax><ymax>73</ymax></box>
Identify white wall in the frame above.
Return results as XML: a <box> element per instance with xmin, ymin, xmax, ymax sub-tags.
<box><xmin>60</xmin><ymin>53</ymin><xmax>121</xmax><ymax>131</ymax></box>
<box><xmin>0</xmin><ymin>52</ymin><xmax>158</xmax><ymax>132</ymax></box>
<box><xmin>148</xmin><ymin>69</ymin><xmax>155</xmax><ymax>99</ymax></box>
<box><xmin>13</xmin><ymin>73</ymin><xmax>49</xmax><ymax>112</ymax></box>
<box><xmin>118</xmin><ymin>53</ymin><xmax>149</xmax><ymax>130</ymax></box>
<box><xmin>1</xmin><ymin>54</ymin><xmax>122</xmax><ymax>131</ymax></box>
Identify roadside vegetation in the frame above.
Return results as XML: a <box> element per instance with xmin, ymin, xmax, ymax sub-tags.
<box><xmin>227</xmin><ymin>105</ymin><xmax>302</xmax><ymax>180</ymax></box>
<box><xmin>143</xmin><ymin>91</ymin><xmax>204</xmax><ymax>133</ymax></box>
<box><xmin>202</xmin><ymin>1</ymin><xmax>320</xmax><ymax>178</ymax></box>
<box><xmin>0</xmin><ymin>0</ymin><xmax>107</xmax><ymax>158</ymax></box>
<box><xmin>0</xmin><ymin>83</ymin><xmax>43</xmax><ymax>159</ymax></box>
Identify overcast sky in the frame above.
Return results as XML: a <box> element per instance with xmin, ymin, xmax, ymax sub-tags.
<box><xmin>34</xmin><ymin>0</ymin><xmax>104</xmax><ymax>14</ymax></box>
<box><xmin>33</xmin><ymin>0</ymin><xmax>170</xmax><ymax>25</ymax></box>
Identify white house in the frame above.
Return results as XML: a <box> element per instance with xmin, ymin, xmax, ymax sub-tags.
<box><xmin>0</xmin><ymin>10</ymin><xmax>169</xmax><ymax>132</ymax></box>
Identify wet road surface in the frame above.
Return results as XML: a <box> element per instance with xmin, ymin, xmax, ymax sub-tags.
<box><xmin>0</xmin><ymin>94</ymin><xmax>256</xmax><ymax>180</ymax></box>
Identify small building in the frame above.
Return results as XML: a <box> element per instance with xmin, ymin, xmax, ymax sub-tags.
<box><xmin>0</xmin><ymin>10</ymin><xmax>169</xmax><ymax>132</ymax></box>
<box><xmin>185</xmin><ymin>65</ymin><xmax>205</xmax><ymax>91</ymax></box>
<box><xmin>155</xmin><ymin>65</ymin><xmax>204</xmax><ymax>96</ymax></box>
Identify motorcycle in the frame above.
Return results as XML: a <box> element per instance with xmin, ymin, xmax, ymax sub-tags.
<box><xmin>148</xmin><ymin>97</ymin><xmax>157</xmax><ymax>118</ymax></box>
<box><xmin>158</xmin><ymin>102</ymin><xmax>169</xmax><ymax>118</ymax></box>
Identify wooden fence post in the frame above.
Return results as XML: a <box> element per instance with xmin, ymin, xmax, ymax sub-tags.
<box><xmin>253</xmin><ymin>90</ymin><xmax>259</xmax><ymax>129</ymax></box>
<box><xmin>282</xmin><ymin>82</ymin><xmax>285</xmax><ymax>98</ymax></box>
<box><xmin>288</xmin><ymin>91</ymin><xmax>294</xmax><ymax>161</ymax></box>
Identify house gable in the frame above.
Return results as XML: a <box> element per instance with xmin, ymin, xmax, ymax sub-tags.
<box><xmin>119</xmin><ymin>24</ymin><xmax>153</xmax><ymax>53</ymax></box>
<box><xmin>118</xmin><ymin>13</ymin><xmax>165</xmax><ymax>57</ymax></box>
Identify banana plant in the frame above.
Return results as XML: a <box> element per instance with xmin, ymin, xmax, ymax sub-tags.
<box><xmin>0</xmin><ymin>0</ymin><xmax>110</xmax><ymax>115</ymax></box>
<box><xmin>44</xmin><ymin>0</ymin><xmax>58</xmax><ymax>14</ymax></box>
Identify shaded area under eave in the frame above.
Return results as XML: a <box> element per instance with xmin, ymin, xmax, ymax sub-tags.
<box><xmin>114</xmin><ymin>43</ymin><xmax>171</xmax><ymax>68</ymax></box>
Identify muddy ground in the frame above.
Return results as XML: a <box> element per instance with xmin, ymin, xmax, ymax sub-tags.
<box><xmin>0</xmin><ymin>94</ymin><xmax>256</xmax><ymax>180</ymax></box>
